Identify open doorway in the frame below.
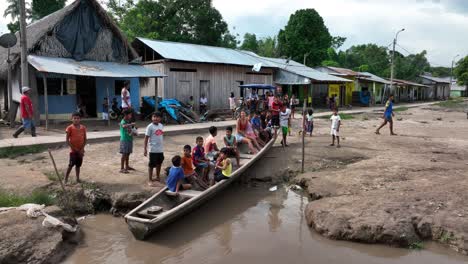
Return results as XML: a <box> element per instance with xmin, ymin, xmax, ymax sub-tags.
<box><xmin>76</xmin><ymin>76</ymin><xmax>97</xmax><ymax>118</ymax></box>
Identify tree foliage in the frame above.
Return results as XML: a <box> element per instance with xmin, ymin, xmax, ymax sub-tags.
<box><xmin>455</xmin><ymin>56</ymin><xmax>468</xmax><ymax>86</ymax></box>
<box><xmin>113</xmin><ymin>0</ymin><xmax>237</xmax><ymax>48</ymax></box>
<box><xmin>240</xmin><ymin>33</ymin><xmax>259</xmax><ymax>53</ymax></box>
<box><xmin>429</xmin><ymin>66</ymin><xmax>451</xmax><ymax>77</ymax></box>
<box><xmin>31</xmin><ymin>0</ymin><xmax>66</xmax><ymax>21</ymax></box>
<box><xmin>278</xmin><ymin>9</ymin><xmax>332</xmax><ymax>67</ymax></box>
<box><xmin>257</xmin><ymin>36</ymin><xmax>278</xmax><ymax>57</ymax></box>
<box><xmin>4</xmin><ymin>0</ymin><xmax>31</xmax><ymax>33</ymax></box>
<box><xmin>393</xmin><ymin>50</ymin><xmax>431</xmax><ymax>81</ymax></box>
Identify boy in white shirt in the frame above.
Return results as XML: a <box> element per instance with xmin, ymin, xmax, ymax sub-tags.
<box><xmin>330</xmin><ymin>108</ymin><xmax>341</xmax><ymax>148</ymax></box>
<box><xmin>279</xmin><ymin>104</ymin><xmax>291</xmax><ymax>147</ymax></box>
<box><xmin>144</xmin><ymin>112</ymin><xmax>164</xmax><ymax>185</ymax></box>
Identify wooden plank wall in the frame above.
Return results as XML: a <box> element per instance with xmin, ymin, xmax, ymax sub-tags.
<box><xmin>141</xmin><ymin>61</ymin><xmax>273</xmax><ymax>110</ymax></box>
<box><xmin>140</xmin><ymin>63</ymin><xmax>167</xmax><ymax>98</ymax></box>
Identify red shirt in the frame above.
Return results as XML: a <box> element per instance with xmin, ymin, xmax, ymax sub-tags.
<box><xmin>20</xmin><ymin>95</ymin><xmax>33</xmax><ymax>119</ymax></box>
<box><xmin>272</xmin><ymin>101</ymin><xmax>282</xmax><ymax>116</ymax></box>
<box><xmin>66</xmin><ymin>124</ymin><xmax>87</xmax><ymax>153</ymax></box>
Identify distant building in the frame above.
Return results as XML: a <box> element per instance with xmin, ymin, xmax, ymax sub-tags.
<box><xmin>445</xmin><ymin>78</ymin><xmax>467</xmax><ymax>97</ymax></box>
<box><xmin>419</xmin><ymin>75</ymin><xmax>451</xmax><ymax>100</ymax></box>
<box><xmin>134</xmin><ymin>38</ymin><xmax>349</xmax><ymax>110</ymax></box>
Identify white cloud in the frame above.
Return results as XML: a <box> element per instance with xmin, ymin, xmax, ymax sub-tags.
<box><xmin>213</xmin><ymin>0</ymin><xmax>468</xmax><ymax>67</ymax></box>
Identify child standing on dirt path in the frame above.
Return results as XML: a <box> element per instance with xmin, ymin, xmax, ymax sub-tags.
<box><xmin>375</xmin><ymin>94</ymin><xmax>396</xmax><ymax>136</ymax></box>
<box><xmin>65</xmin><ymin>112</ymin><xmax>87</xmax><ymax>184</ymax></box>
<box><xmin>119</xmin><ymin>110</ymin><xmax>135</xmax><ymax>174</ymax></box>
<box><xmin>329</xmin><ymin>108</ymin><xmax>341</xmax><ymax>148</ymax></box>
<box><xmin>144</xmin><ymin>112</ymin><xmax>164</xmax><ymax>186</ymax></box>
<box><xmin>305</xmin><ymin>109</ymin><xmax>314</xmax><ymax>137</ymax></box>
<box><xmin>280</xmin><ymin>104</ymin><xmax>291</xmax><ymax>147</ymax></box>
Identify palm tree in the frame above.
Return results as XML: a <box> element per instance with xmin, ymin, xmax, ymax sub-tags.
<box><xmin>3</xmin><ymin>0</ymin><xmax>21</xmax><ymax>21</ymax></box>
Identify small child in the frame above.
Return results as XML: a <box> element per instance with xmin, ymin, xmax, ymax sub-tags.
<box><xmin>192</xmin><ymin>136</ymin><xmax>211</xmax><ymax>183</ymax></box>
<box><xmin>181</xmin><ymin>145</ymin><xmax>208</xmax><ymax>189</ymax></box>
<box><xmin>305</xmin><ymin>109</ymin><xmax>314</xmax><ymax>137</ymax></box>
<box><xmin>167</xmin><ymin>155</ymin><xmax>191</xmax><ymax>193</ymax></box>
<box><xmin>223</xmin><ymin>126</ymin><xmax>240</xmax><ymax>167</ymax></box>
<box><xmin>120</xmin><ymin>110</ymin><xmax>135</xmax><ymax>174</ymax></box>
<box><xmin>279</xmin><ymin>104</ymin><xmax>291</xmax><ymax>147</ymax></box>
<box><xmin>330</xmin><ymin>108</ymin><xmax>341</xmax><ymax>148</ymax></box>
<box><xmin>214</xmin><ymin>148</ymin><xmax>232</xmax><ymax>183</ymax></box>
<box><xmin>102</xmin><ymin>97</ymin><xmax>109</xmax><ymax>120</ymax></box>
<box><xmin>65</xmin><ymin>112</ymin><xmax>87</xmax><ymax>184</ymax></box>
<box><xmin>144</xmin><ymin>112</ymin><xmax>164</xmax><ymax>185</ymax></box>
<box><xmin>204</xmin><ymin>126</ymin><xmax>219</xmax><ymax>161</ymax></box>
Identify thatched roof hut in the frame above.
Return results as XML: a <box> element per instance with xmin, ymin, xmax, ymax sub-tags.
<box><xmin>0</xmin><ymin>0</ymin><xmax>138</xmax><ymax>80</ymax></box>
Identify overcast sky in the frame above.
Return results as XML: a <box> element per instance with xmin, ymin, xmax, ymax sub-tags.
<box><xmin>1</xmin><ymin>0</ymin><xmax>467</xmax><ymax>67</ymax></box>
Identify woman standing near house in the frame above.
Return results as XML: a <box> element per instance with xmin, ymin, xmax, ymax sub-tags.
<box><xmin>228</xmin><ymin>92</ymin><xmax>236</xmax><ymax>120</ymax></box>
<box><xmin>290</xmin><ymin>94</ymin><xmax>299</xmax><ymax>119</ymax></box>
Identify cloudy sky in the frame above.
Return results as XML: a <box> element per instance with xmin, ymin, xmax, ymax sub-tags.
<box><xmin>1</xmin><ymin>0</ymin><xmax>467</xmax><ymax>66</ymax></box>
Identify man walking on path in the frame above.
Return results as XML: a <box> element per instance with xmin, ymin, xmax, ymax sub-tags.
<box><xmin>13</xmin><ymin>86</ymin><xmax>36</xmax><ymax>138</ymax></box>
<box><xmin>375</xmin><ymin>94</ymin><xmax>396</xmax><ymax>135</ymax></box>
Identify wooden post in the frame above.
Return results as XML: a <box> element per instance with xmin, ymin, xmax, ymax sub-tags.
<box><xmin>19</xmin><ymin>0</ymin><xmax>28</xmax><ymax>87</ymax></box>
<box><xmin>301</xmin><ymin>100</ymin><xmax>306</xmax><ymax>173</ymax></box>
<box><xmin>106</xmin><ymin>85</ymin><xmax>110</xmax><ymax>127</ymax></box>
<box><xmin>42</xmin><ymin>74</ymin><xmax>49</xmax><ymax>130</ymax></box>
<box><xmin>154</xmin><ymin>78</ymin><xmax>158</xmax><ymax>112</ymax></box>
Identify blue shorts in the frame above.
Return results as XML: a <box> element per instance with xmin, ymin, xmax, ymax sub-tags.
<box><xmin>235</xmin><ymin>134</ymin><xmax>244</xmax><ymax>142</ymax></box>
<box><xmin>384</xmin><ymin>114</ymin><xmax>393</xmax><ymax>121</ymax></box>
<box><xmin>22</xmin><ymin>118</ymin><xmax>34</xmax><ymax>129</ymax></box>
<box><xmin>196</xmin><ymin>162</ymin><xmax>209</xmax><ymax>169</ymax></box>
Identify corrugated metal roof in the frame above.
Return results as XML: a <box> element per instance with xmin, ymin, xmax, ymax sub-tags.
<box><xmin>392</xmin><ymin>78</ymin><xmax>428</xmax><ymax>87</ymax></box>
<box><xmin>420</xmin><ymin>75</ymin><xmax>450</xmax><ymax>84</ymax></box>
<box><xmin>28</xmin><ymin>55</ymin><xmax>166</xmax><ymax>78</ymax></box>
<box><xmin>358</xmin><ymin>72</ymin><xmax>392</xmax><ymax>85</ymax></box>
<box><xmin>281</xmin><ymin>66</ymin><xmax>352</xmax><ymax>82</ymax></box>
<box><xmin>137</xmin><ymin>37</ymin><xmax>276</xmax><ymax>67</ymax></box>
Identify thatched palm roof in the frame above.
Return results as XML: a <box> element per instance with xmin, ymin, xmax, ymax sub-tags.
<box><xmin>0</xmin><ymin>0</ymin><xmax>138</xmax><ymax>80</ymax></box>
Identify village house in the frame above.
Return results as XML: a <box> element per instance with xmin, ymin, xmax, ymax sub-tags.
<box><xmin>356</xmin><ymin>72</ymin><xmax>391</xmax><ymax>105</ymax></box>
<box><xmin>0</xmin><ymin>0</ymin><xmax>164</xmax><ymax>123</ymax></box>
<box><xmin>133</xmin><ymin>38</ymin><xmax>349</xmax><ymax>110</ymax></box>
<box><xmin>447</xmin><ymin>78</ymin><xmax>467</xmax><ymax>97</ymax></box>
<box><xmin>391</xmin><ymin>78</ymin><xmax>428</xmax><ymax>103</ymax></box>
<box><xmin>419</xmin><ymin>75</ymin><xmax>450</xmax><ymax>100</ymax></box>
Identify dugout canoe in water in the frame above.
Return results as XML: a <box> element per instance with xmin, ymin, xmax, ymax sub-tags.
<box><xmin>124</xmin><ymin>136</ymin><xmax>276</xmax><ymax>240</ymax></box>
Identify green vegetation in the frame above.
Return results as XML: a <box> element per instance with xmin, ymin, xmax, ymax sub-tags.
<box><xmin>43</xmin><ymin>171</ymin><xmax>60</xmax><ymax>182</ymax></box>
<box><xmin>455</xmin><ymin>55</ymin><xmax>468</xmax><ymax>86</ymax></box>
<box><xmin>436</xmin><ymin>97</ymin><xmax>464</xmax><ymax>108</ymax></box>
<box><xmin>0</xmin><ymin>145</ymin><xmax>47</xmax><ymax>159</ymax></box>
<box><xmin>440</xmin><ymin>232</ymin><xmax>454</xmax><ymax>243</ymax></box>
<box><xmin>409</xmin><ymin>241</ymin><xmax>424</xmax><ymax>250</ymax></box>
<box><xmin>393</xmin><ymin>107</ymin><xmax>409</xmax><ymax>112</ymax></box>
<box><xmin>0</xmin><ymin>189</ymin><xmax>55</xmax><ymax>207</ymax></box>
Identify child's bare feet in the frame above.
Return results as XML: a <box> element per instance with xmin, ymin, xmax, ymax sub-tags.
<box><xmin>375</xmin><ymin>131</ymin><xmax>380</xmax><ymax>135</ymax></box>
<box><xmin>391</xmin><ymin>133</ymin><xmax>397</xmax><ymax>136</ymax></box>
<box><xmin>329</xmin><ymin>143</ymin><xmax>334</xmax><ymax>146</ymax></box>
<box><xmin>127</xmin><ymin>167</ymin><xmax>136</xmax><ymax>171</ymax></box>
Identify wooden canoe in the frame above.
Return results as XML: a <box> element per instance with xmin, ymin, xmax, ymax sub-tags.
<box><xmin>124</xmin><ymin>136</ymin><xmax>276</xmax><ymax>240</ymax></box>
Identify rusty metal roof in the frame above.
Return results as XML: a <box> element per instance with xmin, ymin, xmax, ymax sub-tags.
<box><xmin>28</xmin><ymin>55</ymin><xmax>166</xmax><ymax>78</ymax></box>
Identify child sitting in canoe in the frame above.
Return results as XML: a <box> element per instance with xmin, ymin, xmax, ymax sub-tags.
<box><xmin>204</xmin><ymin>126</ymin><xmax>219</xmax><ymax>161</ymax></box>
<box><xmin>223</xmin><ymin>126</ymin><xmax>240</xmax><ymax>167</ymax></box>
<box><xmin>181</xmin><ymin>145</ymin><xmax>208</xmax><ymax>189</ymax></box>
<box><xmin>167</xmin><ymin>155</ymin><xmax>191</xmax><ymax>193</ymax></box>
<box><xmin>214</xmin><ymin>148</ymin><xmax>232</xmax><ymax>183</ymax></box>
<box><xmin>192</xmin><ymin>136</ymin><xmax>211</xmax><ymax>184</ymax></box>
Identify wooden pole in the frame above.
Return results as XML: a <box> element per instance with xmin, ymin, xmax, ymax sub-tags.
<box><xmin>106</xmin><ymin>85</ymin><xmax>110</xmax><ymax>126</ymax></box>
<box><xmin>47</xmin><ymin>149</ymin><xmax>76</xmax><ymax>220</ymax></box>
<box><xmin>43</xmin><ymin>74</ymin><xmax>49</xmax><ymax>130</ymax></box>
<box><xmin>19</xmin><ymin>0</ymin><xmax>28</xmax><ymax>87</ymax></box>
<box><xmin>301</xmin><ymin>100</ymin><xmax>306</xmax><ymax>173</ymax></box>
<box><xmin>7</xmin><ymin>48</ymin><xmax>14</xmax><ymax>127</ymax></box>
<box><xmin>154</xmin><ymin>78</ymin><xmax>158</xmax><ymax>112</ymax></box>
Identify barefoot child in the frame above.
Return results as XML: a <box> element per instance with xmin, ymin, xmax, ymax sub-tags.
<box><xmin>65</xmin><ymin>112</ymin><xmax>87</xmax><ymax>184</ymax></box>
<box><xmin>375</xmin><ymin>94</ymin><xmax>396</xmax><ymax>135</ymax></box>
<box><xmin>305</xmin><ymin>109</ymin><xmax>314</xmax><ymax>136</ymax></box>
<box><xmin>223</xmin><ymin>126</ymin><xmax>240</xmax><ymax>167</ymax></box>
<box><xmin>330</xmin><ymin>108</ymin><xmax>341</xmax><ymax>148</ymax></box>
<box><xmin>144</xmin><ymin>112</ymin><xmax>164</xmax><ymax>185</ymax></box>
<box><xmin>192</xmin><ymin>136</ymin><xmax>211</xmax><ymax>184</ymax></box>
<box><xmin>214</xmin><ymin>148</ymin><xmax>232</xmax><ymax>183</ymax></box>
<box><xmin>279</xmin><ymin>104</ymin><xmax>291</xmax><ymax>147</ymax></box>
<box><xmin>181</xmin><ymin>145</ymin><xmax>208</xmax><ymax>189</ymax></box>
<box><xmin>120</xmin><ymin>110</ymin><xmax>135</xmax><ymax>174</ymax></box>
<box><xmin>167</xmin><ymin>155</ymin><xmax>191</xmax><ymax>193</ymax></box>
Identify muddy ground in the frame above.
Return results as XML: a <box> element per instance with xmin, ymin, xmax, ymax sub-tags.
<box><xmin>1</xmin><ymin>101</ymin><xmax>468</xmax><ymax>261</ymax></box>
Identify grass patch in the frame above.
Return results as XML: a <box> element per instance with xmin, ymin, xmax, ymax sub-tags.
<box><xmin>0</xmin><ymin>145</ymin><xmax>47</xmax><ymax>159</ymax></box>
<box><xmin>436</xmin><ymin>98</ymin><xmax>464</xmax><ymax>108</ymax></box>
<box><xmin>409</xmin><ymin>241</ymin><xmax>424</xmax><ymax>250</ymax></box>
<box><xmin>317</xmin><ymin>113</ymin><xmax>355</xmax><ymax>120</ymax></box>
<box><xmin>440</xmin><ymin>232</ymin><xmax>453</xmax><ymax>243</ymax></box>
<box><xmin>0</xmin><ymin>189</ymin><xmax>56</xmax><ymax>207</ymax></box>
<box><xmin>394</xmin><ymin>106</ymin><xmax>409</xmax><ymax>112</ymax></box>
<box><xmin>43</xmin><ymin>171</ymin><xmax>61</xmax><ymax>182</ymax></box>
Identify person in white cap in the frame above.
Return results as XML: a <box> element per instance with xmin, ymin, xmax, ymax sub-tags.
<box><xmin>13</xmin><ymin>86</ymin><xmax>36</xmax><ymax>138</ymax></box>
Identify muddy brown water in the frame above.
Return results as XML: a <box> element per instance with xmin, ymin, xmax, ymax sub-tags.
<box><xmin>63</xmin><ymin>184</ymin><xmax>468</xmax><ymax>264</ymax></box>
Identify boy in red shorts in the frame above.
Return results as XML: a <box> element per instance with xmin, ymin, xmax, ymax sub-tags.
<box><xmin>65</xmin><ymin>112</ymin><xmax>87</xmax><ymax>184</ymax></box>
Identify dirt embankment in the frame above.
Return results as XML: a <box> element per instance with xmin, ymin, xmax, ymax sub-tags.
<box><xmin>286</xmin><ymin>104</ymin><xmax>468</xmax><ymax>254</ymax></box>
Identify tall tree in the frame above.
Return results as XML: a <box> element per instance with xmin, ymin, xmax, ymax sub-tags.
<box><xmin>240</xmin><ymin>33</ymin><xmax>259</xmax><ymax>53</ymax></box>
<box><xmin>430</xmin><ymin>66</ymin><xmax>451</xmax><ymax>77</ymax></box>
<box><xmin>116</xmin><ymin>0</ymin><xmax>236</xmax><ymax>47</ymax></box>
<box><xmin>342</xmin><ymin>44</ymin><xmax>390</xmax><ymax>77</ymax></box>
<box><xmin>31</xmin><ymin>0</ymin><xmax>66</xmax><ymax>21</ymax></box>
<box><xmin>3</xmin><ymin>0</ymin><xmax>31</xmax><ymax>33</ymax></box>
<box><xmin>257</xmin><ymin>36</ymin><xmax>278</xmax><ymax>57</ymax></box>
<box><xmin>394</xmin><ymin>50</ymin><xmax>431</xmax><ymax>81</ymax></box>
<box><xmin>454</xmin><ymin>56</ymin><xmax>468</xmax><ymax>86</ymax></box>
<box><xmin>277</xmin><ymin>9</ymin><xmax>332</xmax><ymax>66</ymax></box>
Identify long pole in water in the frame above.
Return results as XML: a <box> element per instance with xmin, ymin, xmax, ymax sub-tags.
<box><xmin>301</xmin><ymin>100</ymin><xmax>306</xmax><ymax>173</ymax></box>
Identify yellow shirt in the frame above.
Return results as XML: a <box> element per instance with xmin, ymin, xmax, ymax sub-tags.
<box><xmin>222</xmin><ymin>158</ymin><xmax>232</xmax><ymax>177</ymax></box>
